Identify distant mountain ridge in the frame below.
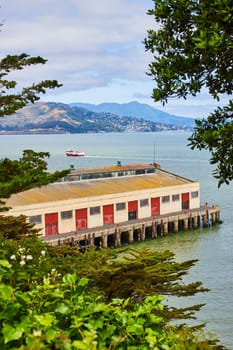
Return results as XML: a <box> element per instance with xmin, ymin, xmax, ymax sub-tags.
<box><xmin>70</xmin><ymin>101</ymin><xmax>196</xmax><ymax>128</ymax></box>
<box><xmin>0</xmin><ymin>101</ymin><xmax>195</xmax><ymax>135</ymax></box>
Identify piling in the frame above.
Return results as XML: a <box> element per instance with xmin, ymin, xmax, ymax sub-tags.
<box><xmin>43</xmin><ymin>205</ymin><xmax>221</xmax><ymax>248</ymax></box>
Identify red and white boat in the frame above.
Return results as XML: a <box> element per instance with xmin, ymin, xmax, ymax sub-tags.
<box><xmin>65</xmin><ymin>149</ymin><xmax>85</xmax><ymax>157</ymax></box>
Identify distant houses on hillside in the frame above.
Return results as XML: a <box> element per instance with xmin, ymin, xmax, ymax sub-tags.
<box><xmin>0</xmin><ymin>101</ymin><xmax>195</xmax><ymax>134</ymax></box>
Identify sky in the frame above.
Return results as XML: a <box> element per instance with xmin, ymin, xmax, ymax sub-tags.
<box><xmin>0</xmin><ymin>0</ymin><xmax>227</xmax><ymax>118</ymax></box>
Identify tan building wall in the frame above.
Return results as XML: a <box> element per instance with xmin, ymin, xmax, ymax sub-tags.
<box><xmin>7</xmin><ymin>181</ymin><xmax>200</xmax><ymax>236</ymax></box>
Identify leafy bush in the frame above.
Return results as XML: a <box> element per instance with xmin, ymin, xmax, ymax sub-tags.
<box><xmin>0</xmin><ymin>239</ymin><xmax>225</xmax><ymax>349</ymax></box>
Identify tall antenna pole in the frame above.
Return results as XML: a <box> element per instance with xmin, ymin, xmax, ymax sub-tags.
<box><xmin>153</xmin><ymin>141</ymin><xmax>155</xmax><ymax>165</ymax></box>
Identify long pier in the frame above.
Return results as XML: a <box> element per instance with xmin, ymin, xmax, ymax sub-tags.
<box><xmin>42</xmin><ymin>205</ymin><xmax>221</xmax><ymax>248</ymax></box>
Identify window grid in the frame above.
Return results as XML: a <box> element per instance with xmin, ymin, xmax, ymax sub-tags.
<box><xmin>90</xmin><ymin>206</ymin><xmax>101</xmax><ymax>215</ymax></box>
<box><xmin>61</xmin><ymin>210</ymin><xmax>73</xmax><ymax>220</ymax></box>
<box><xmin>116</xmin><ymin>202</ymin><xmax>126</xmax><ymax>211</ymax></box>
<box><xmin>191</xmin><ymin>191</ymin><xmax>199</xmax><ymax>198</ymax></box>
<box><xmin>28</xmin><ymin>215</ymin><xmax>42</xmax><ymax>224</ymax></box>
<box><xmin>162</xmin><ymin>195</ymin><xmax>170</xmax><ymax>203</ymax></box>
<box><xmin>140</xmin><ymin>199</ymin><xmax>149</xmax><ymax>207</ymax></box>
<box><xmin>172</xmin><ymin>194</ymin><xmax>180</xmax><ymax>202</ymax></box>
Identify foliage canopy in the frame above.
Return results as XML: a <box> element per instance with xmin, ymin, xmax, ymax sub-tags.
<box><xmin>0</xmin><ymin>53</ymin><xmax>62</xmax><ymax>117</ymax></box>
<box><xmin>0</xmin><ymin>49</ymin><xmax>69</xmax><ymax>237</ymax></box>
<box><xmin>0</xmin><ymin>236</ymin><xmax>226</xmax><ymax>349</ymax></box>
<box><xmin>0</xmin><ymin>149</ymin><xmax>70</xmax><ymax>199</ymax></box>
<box><xmin>144</xmin><ymin>0</ymin><xmax>233</xmax><ymax>186</ymax></box>
<box><xmin>0</xmin><ymin>150</ymin><xmax>70</xmax><ymax>238</ymax></box>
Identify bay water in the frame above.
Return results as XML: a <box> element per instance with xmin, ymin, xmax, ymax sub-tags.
<box><xmin>0</xmin><ymin>132</ymin><xmax>232</xmax><ymax>348</ymax></box>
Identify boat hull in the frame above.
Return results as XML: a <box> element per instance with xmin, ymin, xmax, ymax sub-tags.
<box><xmin>66</xmin><ymin>153</ymin><xmax>85</xmax><ymax>157</ymax></box>
<box><xmin>65</xmin><ymin>150</ymin><xmax>85</xmax><ymax>157</ymax></box>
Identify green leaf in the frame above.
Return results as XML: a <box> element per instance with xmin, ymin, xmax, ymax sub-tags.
<box><xmin>45</xmin><ymin>327</ymin><xmax>60</xmax><ymax>342</ymax></box>
<box><xmin>126</xmin><ymin>323</ymin><xmax>144</xmax><ymax>335</ymax></box>
<box><xmin>2</xmin><ymin>323</ymin><xmax>24</xmax><ymax>344</ymax></box>
<box><xmin>62</xmin><ymin>273</ymin><xmax>77</xmax><ymax>286</ymax></box>
<box><xmin>34</xmin><ymin>313</ymin><xmax>56</xmax><ymax>327</ymax></box>
<box><xmin>0</xmin><ymin>259</ymin><xmax>12</xmax><ymax>268</ymax></box>
<box><xmin>55</xmin><ymin>303</ymin><xmax>70</xmax><ymax>314</ymax></box>
<box><xmin>78</xmin><ymin>277</ymin><xmax>89</xmax><ymax>287</ymax></box>
<box><xmin>0</xmin><ymin>284</ymin><xmax>12</xmax><ymax>300</ymax></box>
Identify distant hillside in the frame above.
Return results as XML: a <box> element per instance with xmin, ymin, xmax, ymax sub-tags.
<box><xmin>70</xmin><ymin>101</ymin><xmax>196</xmax><ymax>128</ymax></box>
<box><xmin>0</xmin><ymin>101</ymin><xmax>193</xmax><ymax>135</ymax></box>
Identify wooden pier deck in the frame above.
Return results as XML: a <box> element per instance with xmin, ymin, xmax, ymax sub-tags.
<box><xmin>42</xmin><ymin>205</ymin><xmax>221</xmax><ymax>248</ymax></box>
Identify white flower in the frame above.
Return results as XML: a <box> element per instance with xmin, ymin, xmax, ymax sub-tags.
<box><xmin>10</xmin><ymin>255</ymin><xmax>16</xmax><ymax>260</ymax></box>
<box><xmin>20</xmin><ymin>260</ymin><xmax>26</xmax><ymax>266</ymax></box>
<box><xmin>26</xmin><ymin>255</ymin><xmax>33</xmax><ymax>260</ymax></box>
<box><xmin>41</xmin><ymin>250</ymin><xmax>46</xmax><ymax>256</ymax></box>
<box><xmin>33</xmin><ymin>330</ymin><xmax>41</xmax><ymax>337</ymax></box>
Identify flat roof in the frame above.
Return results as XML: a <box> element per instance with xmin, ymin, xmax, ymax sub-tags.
<box><xmin>6</xmin><ymin>168</ymin><xmax>195</xmax><ymax>207</ymax></box>
<box><xmin>69</xmin><ymin>163</ymin><xmax>155</xmax><ymax>175</ymax></box>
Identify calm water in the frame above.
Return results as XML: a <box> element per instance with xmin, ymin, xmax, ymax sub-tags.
<box><xmin>0</xmin><ymin>132</ymin><xmax>232</xmax><ymax>348</ymax></box>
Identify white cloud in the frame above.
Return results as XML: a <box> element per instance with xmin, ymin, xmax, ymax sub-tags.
<box><xmin>1</xmin><ymin>0</ymin><xmax>152</xmax><ymax>85</ymax></box>
<box><xmin>0</xmin><ymin>0</ymin><xmax>228</xmax><ymax>118</ymax></box>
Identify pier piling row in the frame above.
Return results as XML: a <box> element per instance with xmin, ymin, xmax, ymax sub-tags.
<box><xmin>43</xmin><ymin>205</ymin><xmax>221</xmax><ymax>248</ymax></box>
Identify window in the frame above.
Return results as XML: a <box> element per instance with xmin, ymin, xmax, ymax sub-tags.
<box><xmin>140</xmin><ymin>199</ymin><xmax>149</xmax><ymax>207</ymax></box>
<box><xmin>146</xmin><ymin>168</ymin><xmax>155</xmax><ymax>174</ymax></box>
<box><xmin>172</xmin><ymin>194</ymin><xmax>180</xmax><ymax>202</ymax></box>
<box><xmin>90</xmin><ymin>206</ymin><xmax>101</xmax><ymax>215</ymax></box>
<box><xmin>61</xmin><ymin>210</ymin><xmax>73</xmax><ymax>220</ymax></box>
<box><xmin>118</xmin><ymin>172</ymin><xmax>124</xmax><ymax>177</ymax></box>
<box><xmin>128</xmin><ymin>211</ymin><xmax>137</xmax><ymax>220</ymax></box>
<box><xmin>191</xmin><ymin>191</ymin><xmax>199</xmax><ymax>198</ymax></box>
<box><xmin>162</xmin><ymin>195</ymin><xmax>170</xmax><ymax>203</ymax></box>
<box><xmin>28</xmin><ymin>215</ymin><xmax>42</xmax><ymax>224</ymax></box>
<box><xmin>135</xmin><ymin>169</ymin><xmax>145</xmax><ymax>175</ymax></box>
<box><xmin>116</xmin><ymin>202</ymin><xmax>126</xmax><ymax>211</ymax></box>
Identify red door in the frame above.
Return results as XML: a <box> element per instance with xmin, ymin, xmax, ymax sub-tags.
<box><xmin>128</xmin><ymin>200</ymin><xmax>138</xmax><ymax>220</ymax></box>
<box><xmin>182</xmin><ymin>193</ymin><xmax>190</xmax><ymax>210</ymax></box>
<box><xmin>76</xmin><ymin>208</ymin><xmax>88</xmax><ymax>230</ymax></box>
<box><xmin>151</xmin><ymin>197</ymin><xmax>160</xmax><ymax>216</ymax></box>
<box><xmin>45</xmin><ymin>213</ymin><xmax>58</xmax><ymax>236</ymax></box>
<box><xmin>103</xmin><ymin>204</ymin><xmax>114</xmax><ymax>225</ymax></box>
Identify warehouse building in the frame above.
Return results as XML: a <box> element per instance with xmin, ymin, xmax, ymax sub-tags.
<box><xmin>5</xmin><ymin>164</ymin><xmax>202</xmax><ymax>240</ymax></box>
